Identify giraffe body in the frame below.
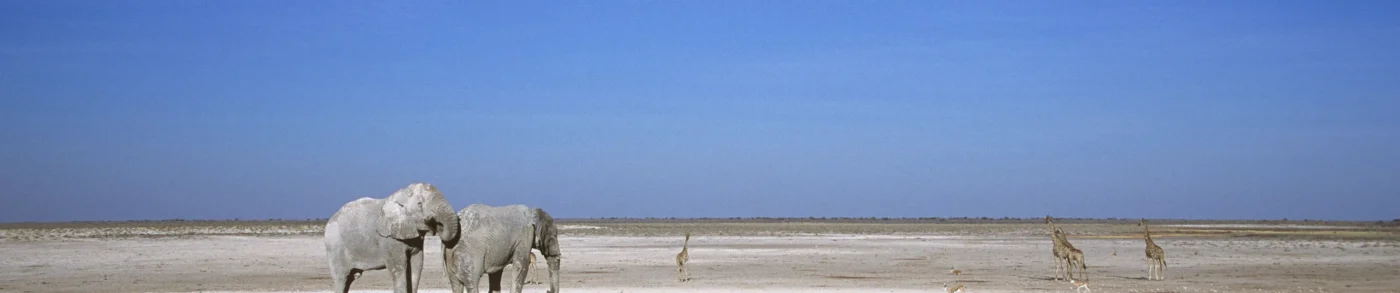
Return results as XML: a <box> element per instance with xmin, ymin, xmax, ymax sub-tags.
<box><xmin>1046</xmin><ymin>216</ymin><xmax>1078</xmax><ymax>281</ymax></box>
<box><xmin>676</xmin><ymin>232</ymin><xmax>691</xmax><ymax>282</ymax></box>
<box><xmin>1140</xmin><ymin>219</ymin><xmax>1167</xmax><ymax>280</ymax></box>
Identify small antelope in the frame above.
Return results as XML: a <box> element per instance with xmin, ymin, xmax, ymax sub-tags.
<box><xmin>950</xmin><ymin>266</ymin><xmax>962</xmax><ymax>276</ymax></box>
<box><xmin>1070</xmin><ymin>279</ymin><xmax>1091</xmax><ymax>293</ymax></box>
<box><xmin>943</xmin><ymin>282</ymin><xmax>966</xmax><ymax>293</ymax></box>
<box><xmin>525</xmin><ymin>251</ymin><xmax>541</xmax><ymax>284</ymax></box>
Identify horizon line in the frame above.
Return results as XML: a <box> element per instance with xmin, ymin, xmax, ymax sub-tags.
<box><xmin>3</xmin><ymin>216</ymin><xmax>1397</xmax><ymax>225</ymax></box>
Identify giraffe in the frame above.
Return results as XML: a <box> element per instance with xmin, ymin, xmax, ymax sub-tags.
<box><xmin>1067</xmin><ymin>247</ymin><xmax>1087</xmax><ymax>281</ymax></box>
<box><xmin>1045</xmin><ymin>216</ymin><xmax>1065</xmax><ymax>280</ymax></box>
<box><xmin>1045</xmin><ymin>216</ymin><xmax>1076</xmax><ymax>281</ymax></box>
<box><xmin>1054</xmin><ymin>227</ymin><xmax>1081</xmax><ymax>281</ymax></box>
<box><xmin>676</xmin><ymin>232</ymin><xmax>691</xmax><ymax>282</ymax></box>
<box><xmin>1140</xmin><ymin>218</ymin><xmax>1167</xmax><ymax>280</ymax></box>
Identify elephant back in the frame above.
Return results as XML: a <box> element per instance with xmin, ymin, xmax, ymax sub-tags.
<box><xmin>458</xmin><ymin>204</ymin><xmax>535</xmax><ymax>239</ymax></box>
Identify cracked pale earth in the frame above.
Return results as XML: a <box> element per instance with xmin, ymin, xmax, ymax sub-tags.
<box><xmin>2</xmin><ymin>220</ymin><xmax>1398</xmax><ymax>293</ymax></box>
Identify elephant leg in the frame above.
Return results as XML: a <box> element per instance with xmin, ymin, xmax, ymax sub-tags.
<box><xmin>411</xmin><ymin>250</ymin><xmax>425</xmax><ymax>291</ymax></box>
<box><xmin>451</xmin><ymin>277</ymin><xmax>464</xmax><ymax>293</ymax></box>
<box><xmin>488</xmin><ymin>271</ymin><xmax>504</xmax><ymax>293</ymax></box>
<box><xmin>389</xmin><ymin>263</ymin><xmax>410</xmax><ymax>293</ymax></box>
<box><xmin>331</xmin><ymin>268</ymin><xmax>356</xmax><ymax>293</ymax></box>
<box><xmin>511</xmin><ymin>253</ymin><xmax>530</xmax><ymax>293</ymax></box>
<box><xmin>466</xmin><ymin>268</ymin><xmax>482</xmax><ymax>293</ymax></box>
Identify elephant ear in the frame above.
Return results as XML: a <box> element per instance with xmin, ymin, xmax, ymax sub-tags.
<box><xmin>533</xmin><ymin>208</ymin><xmax>561</xmax><ymax>257</ymax></box>
<box><xmin>378</xmin><ymin>200</ymin><xmax>421</xmax><ymax>239</ymax></box>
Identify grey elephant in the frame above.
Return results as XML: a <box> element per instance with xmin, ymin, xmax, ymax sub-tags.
<box><xmin>323</xmin><ymin>182</ymin><xmax>461</xmax><ymax>293</ymax></box>
<box><xmin>443</xmin><ymin>204</ymin><xmax>561</xmax><ymax>293</ymax></box>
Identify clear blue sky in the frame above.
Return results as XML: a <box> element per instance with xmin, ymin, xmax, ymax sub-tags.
<box><xmin>2</xmin><ymin>1</ymin><xmax>1397</xmax><ymax>222</ymax></box>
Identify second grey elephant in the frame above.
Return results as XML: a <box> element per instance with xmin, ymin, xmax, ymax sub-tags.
<box><xmin>324</xmin><ymin>182</ymin><xmax>460</xmax><ymax>293</ymax></box>
<box><xmin>444</xmin><ymin>204</ymin><xmax>561</xmax><ymax>293</ymax></box>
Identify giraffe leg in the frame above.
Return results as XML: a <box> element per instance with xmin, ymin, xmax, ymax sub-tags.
<box><xmin>1052</xmin><ymin>256</ymin><xmax>1064</xmax><ymax>281</ymax></box>
<box><xmin>1157</xmin><ymin>260</ymin><xmax>1163</xmax><ymax>280</ymax></box>
<box><xmin>1146</xmin><ymin>258</ymin><xmax>1152</xmax><ymax>280</ymax></box>
<box><xmin>1154</xmin><ymin>260</ymin><xmax>1160</xmax><ymax>280</ymax></box>
<box><xmin>1055</xmin><ymin>257</ymin><xmax>1062</xmax><ymax>281</ymax></box>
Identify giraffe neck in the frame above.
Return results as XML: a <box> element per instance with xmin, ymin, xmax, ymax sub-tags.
<box><xmin>1143</xmin><ymin>226</ymin><xmax>1156</xmax><ymax>246</ymax></box>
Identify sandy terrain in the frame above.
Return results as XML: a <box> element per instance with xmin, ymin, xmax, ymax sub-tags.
<box><xmin>3</xmin><ymin>220</ymin><xmax>1399</xmax><ymax>293</ymax></box>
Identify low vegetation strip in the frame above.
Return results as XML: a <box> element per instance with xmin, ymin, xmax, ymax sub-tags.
<box><xmin>2</xmin><ymin>218</ymin><xmax>1396</xmax><ymax>242</ymax></box>
<box><xmin>0</xmin><ymin>221</ymin><xmax>325</xmax><ymax>241</ymax></box>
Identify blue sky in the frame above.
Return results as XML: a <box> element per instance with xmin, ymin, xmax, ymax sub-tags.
<box><xmin>2</xmin><ymin>1</ymin><xmax>1397</xmax><ymax>222</ymax></box>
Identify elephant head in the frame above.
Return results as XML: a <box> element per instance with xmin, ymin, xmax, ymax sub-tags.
<box><xmin>377</xmin><ymin>182</ymin><xmax>460</xmax><ymax>243</ymax></box>
<box><xmin>532</xmin><ymin>208</ymin><xmax>561</xmax><ymax>293</ymax></box>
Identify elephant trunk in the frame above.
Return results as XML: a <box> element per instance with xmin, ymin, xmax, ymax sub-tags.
<box><xmin>430</xmin><ymin>197</ymin><xmax>459</xmax><ymax>243</ymax></box>
<box><xmin>546</xmin><ymin>256</ymin><xmax>561</xmax><ymax>293</ymax></box>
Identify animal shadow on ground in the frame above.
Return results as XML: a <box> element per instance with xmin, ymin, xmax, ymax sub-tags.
<box><xmin>1113</xmin><ymin>275</ymin><xmax>1149</xmax><ymax>280</ymax></box>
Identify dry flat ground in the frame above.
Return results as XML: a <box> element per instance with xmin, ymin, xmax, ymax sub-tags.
<box><xmin>2</xmin><ymin>219</ymin><xmax>1399</xmax><ymax>293</ymax></box>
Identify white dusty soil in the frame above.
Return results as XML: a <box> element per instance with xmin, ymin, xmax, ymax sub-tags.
<box><xmin>3</xmin><ymin>234</ymin><xmax>1399</xmax><ymax>293</ymax></box>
